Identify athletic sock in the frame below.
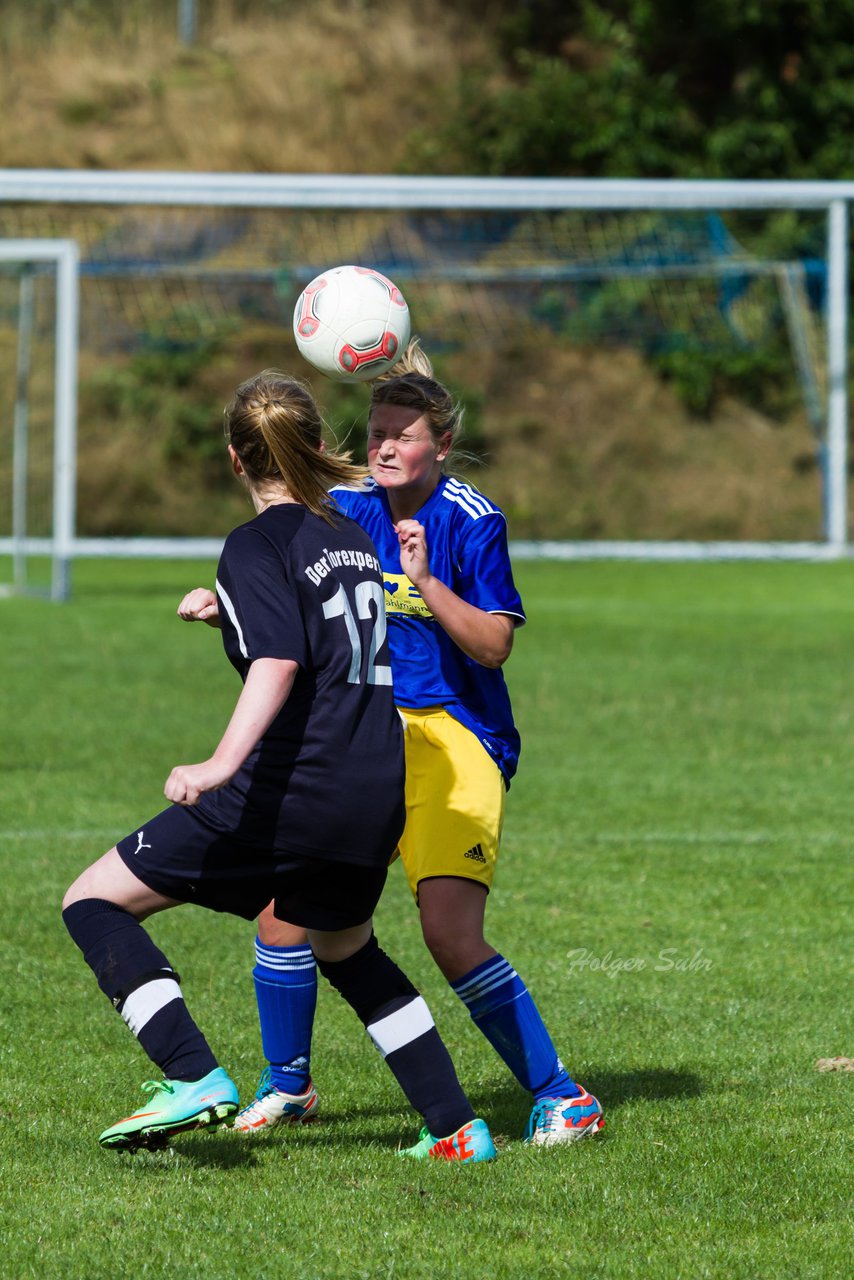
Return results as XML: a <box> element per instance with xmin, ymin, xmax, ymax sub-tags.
<box><xmin>451</xmin><ymin>953</ymin><xmax>581</xmax><ymax>1101</ymax></box>
<box><xmin>63</xmin><ymin>898</ymin><xmax>218</xmax><ymax>1082</ymax></box>
<box><xmin>316</xmin><ymin>934</ymin><xmax>475</xmax><ymax>1138</ymax></box>
<box><xmin>253</xmin><ymin>938</ymin><xmax>317</xmax><ymax>1094</ymax></box>
<box><xmin>369</xmin><ymin>994</ymin><xmax>475</xmax><ymax>1139</ymax></box>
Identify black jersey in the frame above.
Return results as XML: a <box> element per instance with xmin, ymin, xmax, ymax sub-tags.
<box><xmin>194</xmin><ymin>503</ymin><xmax>405</xmax><ymax>867</ymax></box>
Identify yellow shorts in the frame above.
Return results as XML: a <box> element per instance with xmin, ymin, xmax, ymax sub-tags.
<box><xmin>393</xmin><ymin>707</ymin><xmax>505</xmax><ymax>899</ymax></box>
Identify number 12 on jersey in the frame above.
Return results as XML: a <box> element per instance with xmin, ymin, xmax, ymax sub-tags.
<box><xmin>322</xmin><ymin>581</ymin><xmax>393</xmax><ymax>686</ymax></box>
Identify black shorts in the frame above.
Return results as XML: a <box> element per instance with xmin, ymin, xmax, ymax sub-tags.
<box><xmin>115</xmin><ymin>804</ymin><xmax>388</xmax><ymax>931</ymax></box>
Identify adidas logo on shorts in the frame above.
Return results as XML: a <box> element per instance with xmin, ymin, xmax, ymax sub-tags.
<box><xmin>464</xmin><ymin>843</ymin><xmax>487</xmax><ymax>864</ymax></box>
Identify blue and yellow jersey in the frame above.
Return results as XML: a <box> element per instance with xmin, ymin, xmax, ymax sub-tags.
<box><xmin>332</xmin><ymin>476</ymin><xmax>526</xmax><ymax>783</ymax></box>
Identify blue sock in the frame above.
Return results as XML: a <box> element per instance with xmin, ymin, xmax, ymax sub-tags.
<box><xmin>253</xmin><ymin>939</ymin><xmax>317</xmax><ymax>1094</ymax></box>
<box><xmin>451</xmin><ymin>954</ymin><xmax>581</xmax><ymax>1101</ymax></box>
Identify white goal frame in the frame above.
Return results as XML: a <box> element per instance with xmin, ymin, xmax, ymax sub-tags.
<box><xmin>0</xmin><ymin>174</ymin><xmax>850</xmax><ymax>585</ymax></box>
<box><xmin>0</xmin><ymin>238</ymin><xmax>79</xmax><ymax>601</ymax></box>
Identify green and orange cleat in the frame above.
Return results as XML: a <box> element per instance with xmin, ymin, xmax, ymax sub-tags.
<box><xmin>399</xmin><ymin>1117</ymin><xmax>497</xmax><ymax>1162</ymax></box>
<box><xmin>98</xmin><ymin>1067</ymin><xmax>239</xmax><ymax>1151</ymax></box>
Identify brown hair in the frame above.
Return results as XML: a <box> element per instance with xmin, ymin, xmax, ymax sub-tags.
<box><xmin>224</xmin><ymin>370</ymin><xmax>368</xmax><ymax>521</ymax></box>
<box><xmin>369</xmin><ymin>339</ymin><xmax>465</xmax><ymax>468</ymax></box>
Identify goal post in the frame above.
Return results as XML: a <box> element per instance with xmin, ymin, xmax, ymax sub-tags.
<box><xmin>826</xmin><ymin>199</ymin><xmax>849</xmax><ymax>549</ymax></box>
<box><xmin>0</xmin><ymin>174</ymin><xmax>851</xmax><ymax>584</ymax></box>
<box><xmin>0</xmin><ymin>237</ymin><xmax>79</xmax><ymax>601</ymax></box>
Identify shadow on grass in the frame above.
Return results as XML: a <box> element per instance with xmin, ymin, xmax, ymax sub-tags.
<box><xmin>279</xmin><ymin>1066</ymin><xmax>704</xmax><ymax>1148</ymax></box>
<box><xmin>161</xmin><ymin>1131</ymin><xmax>265</xmax><ymax>1169</ymax></box>
<box><xmin>166</xmin><ymin>1120</ymin><xmax>420</xmax><ymax>1158</ymax></box>
<box><xmin>583</xmin><ymin>1066</ymin><xmax>703</xmax><ymax>1107</ymax></box>
<box><xmin>154</xmin><ymin>1069</ymin><xmax>705</xmax><ymax>1156</ymax></box>
<box><xmin>471</xmin><ymin>1067</ymin><xmax>703</xmax><ymax>1136</ymax></box>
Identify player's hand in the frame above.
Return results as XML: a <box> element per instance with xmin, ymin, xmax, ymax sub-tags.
<box><xmin>177</xmin><ymin>588</ymin><xmax>220</xmax><ymax>626</ymax></box>
<box><xmin>164</xmin><ymin>759</ymin><xmax>232</xmax><ymax>806</ymax></box>
<box><xmin>394</xmin><ymin>519</ymin><xmax>432</xmax><ymax>588</ymax></box>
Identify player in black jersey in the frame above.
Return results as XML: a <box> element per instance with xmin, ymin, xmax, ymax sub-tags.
<box><xmin>62</xmin><ymin>370</ymin><xmax>496</xmax><ymax>1161</ymax></box>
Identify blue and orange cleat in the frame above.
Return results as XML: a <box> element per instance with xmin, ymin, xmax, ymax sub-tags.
<box><xmin>525</xmin><ymin>1089</ymin><xmax>604</xmax><ymax>1145</ymax></box>
<box><xmin>399</xmin><ymin>1117</ymin><xmax>496</xmax><ymax>1162</ymax></box>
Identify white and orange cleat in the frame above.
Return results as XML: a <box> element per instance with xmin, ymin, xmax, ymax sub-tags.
<box><xmin>525</xmin><ymin>1089</ymin><xmax>604</xmax><ymax>1145</ymax></box>
<box><xmin>232</xmin><ymin>1068</ymin><xmax>319</xmax><ymax>1132</ymax></box>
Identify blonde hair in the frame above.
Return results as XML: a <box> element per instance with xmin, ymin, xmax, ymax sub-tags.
<box><xmin>369</xmin><ymin>339</ymin><xmax>465</xmax><ymax>468</ymax></box>
<box><xmin>224</xmin><ymin>369</ymin><xmax>368</xmax><ymax>521</ymax></box>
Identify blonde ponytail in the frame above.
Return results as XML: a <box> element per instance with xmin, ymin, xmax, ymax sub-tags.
<box><xmin>374</xmin><ymin>336</ymin><xmax>434</xmax><ymax>380</ymax></box>
<box><xmin>225</xmin><ymin>370</ymin><xmax>368</xmax><ymax>521</ymax></box>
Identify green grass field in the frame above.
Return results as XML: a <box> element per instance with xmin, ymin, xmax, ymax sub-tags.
<box><xmin>1</xmin><ymin>558</ymin><xmax>852</xmax><ymax>1279</ymax></box>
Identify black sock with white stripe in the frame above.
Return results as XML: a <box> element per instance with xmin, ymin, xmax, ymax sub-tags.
<box><xmin>316</xmin><ymin>933</ymin><xmax>475</xmax><ymax>1139</ymax></box>
<box><xmin>63</xmin><ymin>898</ymin><xmax>218</xmax><ymax>1082</ymax></box>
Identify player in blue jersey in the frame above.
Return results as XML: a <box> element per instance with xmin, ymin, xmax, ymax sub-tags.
<box><xmin>61</xmin><ymin>368</ymin><xmax>496</xmax><ymax>1161</ymax></box>
<box><xmin>198</xmin><ymin>343</ymin><xmax>602</xmax><ymax>1147</ymax></box>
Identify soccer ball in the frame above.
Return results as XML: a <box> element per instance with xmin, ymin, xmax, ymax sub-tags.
<box><xmin>293</xmin><ymin>264</ymin><xmax>411</xmax><ymax>383</ymax></box>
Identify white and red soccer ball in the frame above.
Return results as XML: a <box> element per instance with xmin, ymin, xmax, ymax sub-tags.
<box><xmin>293</xmin><ymin>264</ymin><xmax>411</xmax><ymax>382</ymax></box>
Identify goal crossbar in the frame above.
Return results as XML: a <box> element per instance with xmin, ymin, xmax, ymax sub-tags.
<box><xmin>3</xmin><ymin>170</ymin><xmax>854</xmax><ymax>210</ymax></box>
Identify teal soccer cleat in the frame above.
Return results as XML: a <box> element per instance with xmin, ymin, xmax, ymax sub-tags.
<box><xmin>525</xmin><ymin>1090</ymin><xmax>604</xmax><ymax>1146</ymax></box>
<box><xmin>399</xmin><ymin>1117</ymin><xmax>497</xmax><ymax>1162</ymax></box>
<box><xmin>98</xmin><ymin>1067</ymin><xmax>239</xmax><ymax>1151</ymax></box>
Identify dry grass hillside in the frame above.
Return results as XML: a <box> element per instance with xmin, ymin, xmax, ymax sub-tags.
<box><xmin>0</xmin><ymin>2</ymin><xmax>481</xmax><ymax>173</ymax></box>
<box><xmin>0</xmin><ymin>3</ymin><xmax>829</xmax><ymax>541</ymax></box>
<box><xmin>444</xmin><ymin>342</ymin><xmax>822</xmax><ymax>542</ymax></box>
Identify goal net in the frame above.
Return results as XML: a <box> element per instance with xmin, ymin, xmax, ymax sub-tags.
<box><xmin>0</xmin><ymin>175</ymin><xmax>846</xmax><ymax>593</ymax></box>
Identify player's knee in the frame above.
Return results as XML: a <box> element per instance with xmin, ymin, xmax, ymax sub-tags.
<box><xmin>258</xmin><ymin>901</ymin><xmax>310</xmax><ymax>948</ymax></box>
<box><xmin>62</xmin><ymin>847</ymin><xmax>120</xmax><ymax>913</ymax></box>
<box><xmin>316</xmin><ymin>931</ymin><xmax>416</xmax><ymax>1025</ymax></box>
<box><xmin>421</xmin><ymin>920</ymin><xmax>476</xmax><ymax>981</ymax></box>
<box><xmin>62</xmin><ymin>876</ymin><xmax>87</xmax><ymax>912</ymax></box>
<box><xmin>62</xmin><ymin>862</ymin><xmax>109</xmax><ymax>912</ymax></box>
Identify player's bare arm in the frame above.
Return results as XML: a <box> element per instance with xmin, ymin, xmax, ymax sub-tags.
<box><xmin>166</xmin><ymin>657</ymin><xmax>298</xmax><ymax>805</ymax></box>
<box><xmin>395</xmin><ymin>518</ymin><xmax>514</xmax><ymax>669</ymax></box>
<box><xmin>177</xmin><ymin>587</ymin><xmax>221</xmax><ymax>627</ymax></box>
